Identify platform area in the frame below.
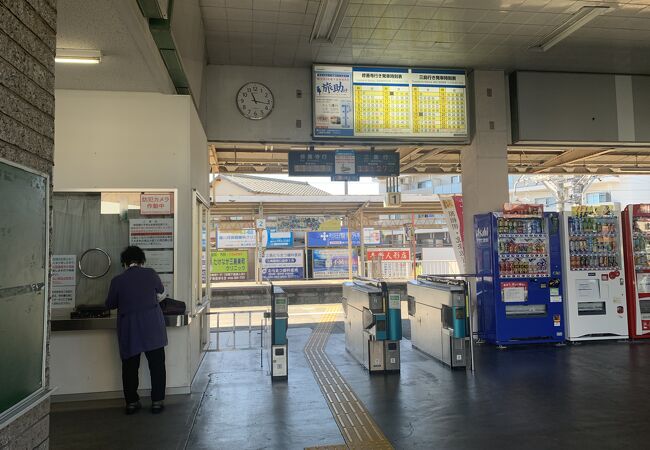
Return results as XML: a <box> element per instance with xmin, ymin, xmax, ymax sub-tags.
<box><xmin>51</xmin><ymin>314</ymin><xmax>650</xmax><ymax>450</ymax></box>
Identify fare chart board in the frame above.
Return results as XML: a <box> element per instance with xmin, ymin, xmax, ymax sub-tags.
<box><xmin>313</xmin><ymin>65</ymin><xmax>468</xmax><ymax>140</ymax></box>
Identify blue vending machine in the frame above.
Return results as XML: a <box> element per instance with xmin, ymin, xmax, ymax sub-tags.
<box><xmin>474</xmin><ymin>209</ymin><xmax>565</xmax><ymax>345</ymax></box>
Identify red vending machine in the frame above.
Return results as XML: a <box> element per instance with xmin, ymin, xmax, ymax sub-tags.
<box><xmin>622</xmin><ymin>204</ymin><xmax>650</xmax><ymax>339</ymax></box>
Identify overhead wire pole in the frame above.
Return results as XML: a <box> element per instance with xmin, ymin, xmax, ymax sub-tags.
<box><xmin>347</xmin><ymin>215</ymin><xmax>353</xmax><ymax>280</ymax></box>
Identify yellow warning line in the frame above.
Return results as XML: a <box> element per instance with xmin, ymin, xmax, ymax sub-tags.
<box><xmin>304</xmin><ymin>305</ymin><xmax>394</xmax><ymax>450</ymax></box>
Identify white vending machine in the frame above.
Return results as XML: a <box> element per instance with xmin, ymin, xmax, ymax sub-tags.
<box><xmin>561</xmin><ymin>205</ymin><xmax>628</xmax><ymax>341</ymax></box>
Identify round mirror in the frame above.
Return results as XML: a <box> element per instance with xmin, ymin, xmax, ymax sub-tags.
<box><xmin>78</xmin><ymin>248</ymin><xmax>111</xmax><ymax>279</ymax></box>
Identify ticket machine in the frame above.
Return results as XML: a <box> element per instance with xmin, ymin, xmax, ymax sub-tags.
<box><xmin>407</xmin><ymin>276</ymin><xmax>469</xmax><ymax>368</ymax></box>
<box><xmin>270</xmin><ymin>285</ymin><xmax>288</xmax><ymax>380</ymax></box>
<box><xmin>342</xmin><ymin>278</ymin><xmax>402</xmax><ymax>373</ymax></box>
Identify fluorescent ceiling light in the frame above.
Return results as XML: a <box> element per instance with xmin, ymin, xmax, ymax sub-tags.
<box><xmin>310</xmin><ymin>0</ymin><xmax>349</xmax><ymax>44</ymax></box>
<box><xmin>55</xmin><ymin>49</ymin><xmax>102</xmax><ymax>64</ymax></box>
<box><xmin>530</xmin><ymin>6</ymin><xmax>611</xmax><ymax>52</ymax></box>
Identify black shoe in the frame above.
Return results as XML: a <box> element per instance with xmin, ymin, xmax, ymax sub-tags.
<box><xmin>125</xmin><ymin>401</ymin><xmax>141</xmax><ymax>415</ymax></box>
<box><xmin>151</xmin><ymin>401</ymin><xmax>165</xmax><ymax>414</ymax></box>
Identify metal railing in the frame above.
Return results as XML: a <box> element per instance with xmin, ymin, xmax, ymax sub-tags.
<box><xmin>206</xmin><ymin>309</ymin><xmax>268</xmax><ymax>351</ymax></box>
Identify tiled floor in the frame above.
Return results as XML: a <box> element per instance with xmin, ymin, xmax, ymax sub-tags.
<box><xmin>51</xmin><ymin>321</ymin><xmax>650</xmax><ymax>450</ymax></box>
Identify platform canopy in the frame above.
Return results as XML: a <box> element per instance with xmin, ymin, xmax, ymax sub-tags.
<box><xmin>210</xmin><ymin>143</ymin><xmax>650</xmax><ymax>176</ymax></box>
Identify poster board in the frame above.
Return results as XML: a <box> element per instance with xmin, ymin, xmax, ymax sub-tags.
<box><xmin>0</xmin><ymin>160</ymin><xmax>48</xmax><ymax>419</ymax></box>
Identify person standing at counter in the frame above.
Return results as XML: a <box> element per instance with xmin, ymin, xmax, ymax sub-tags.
<box><xmin>106</xmin><ymin>245</ymin><xmax>168</xmax><ymax>415</ymax></box>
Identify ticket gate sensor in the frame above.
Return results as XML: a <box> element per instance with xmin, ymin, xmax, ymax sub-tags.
<box><xmin>270</xmin><ymin>285</ymin><xmax>288</xmax><ymax>380</ymax></box>
<box><xmin>407</xmin><ymin>276</ymin><xmax>469</xmax><ymax>369</ymax></box>
<box><xmin>342</xmin><ymin>278</ymin><xmax>402</xmax><ymax>373</ymax></box>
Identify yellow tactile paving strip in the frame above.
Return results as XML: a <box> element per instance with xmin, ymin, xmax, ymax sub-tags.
<box><xmin>304</xmin><ymin>305</ymin><xmax>394</xmax><ymax>450</ymax></box>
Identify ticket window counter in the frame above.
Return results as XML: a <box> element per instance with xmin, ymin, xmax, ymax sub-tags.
<box><xmin>49</xmin><ymin>190</ymin><xmax>210</xmax><ymax>398</ymax></box>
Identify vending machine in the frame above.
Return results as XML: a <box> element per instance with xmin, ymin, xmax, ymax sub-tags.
<box><xmin>561</xmin><ymin>205</ymin><xmax>628</xmax><ymax>341</ymax></box>
<box><xmin>474</xmin><ymin>204</ymin><xmax>565</xmax><ymax>346</ymax></box>
<box><xmin>622</xmin><ymin>204</ymin><xmax>650</xmax><ymax>339</ymax></box>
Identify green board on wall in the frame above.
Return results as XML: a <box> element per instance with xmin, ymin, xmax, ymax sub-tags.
<box><xmin>0</xmin><ymin>160</ymin><xmax>48</xmax><ymax>417</ymax></box>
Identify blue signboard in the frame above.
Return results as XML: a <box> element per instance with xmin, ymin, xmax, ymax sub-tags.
<box><xmin>308</xmin><ymin>229</ymin><xmax>361</xmax><ymax>247</ymax></box>
<box><xmin>265</xmin><ymin>230</ymin><xmax>293</xmax><ymax>248</ymax></box>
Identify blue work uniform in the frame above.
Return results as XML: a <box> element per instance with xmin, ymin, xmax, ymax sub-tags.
<box><xmin>105</xmin><ymin>266</ymin><xmax>168</xmax><ymax>360</ymax></box>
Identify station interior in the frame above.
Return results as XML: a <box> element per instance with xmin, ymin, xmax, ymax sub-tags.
<box><xmin>4</xmin><ymin>0</ymin><xmax>650</xmax><ymax>449</ymax></box>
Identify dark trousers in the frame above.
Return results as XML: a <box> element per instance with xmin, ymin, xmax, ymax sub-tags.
<box><xmin>122</xmin><ymin>347</ymin><xmax>166</xmax><ymax>404</ymax></box>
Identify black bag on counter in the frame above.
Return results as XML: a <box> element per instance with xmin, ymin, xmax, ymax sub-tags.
<box><xmin>159</xmin><ymin>298</ymin><xmax>187</xmax><ymax>315</ymax></box>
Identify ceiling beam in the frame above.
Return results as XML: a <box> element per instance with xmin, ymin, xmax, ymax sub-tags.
<box><xmin>532</xmin><ymin>148</ymin><xmax>614</xmax><ymax>173</ymax></box>
<box><xmin>400</xmin><ymin>148</ymin><xmax>446</xmax><ymax>172</ymax></box>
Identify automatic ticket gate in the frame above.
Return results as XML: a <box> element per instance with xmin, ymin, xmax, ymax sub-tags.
<box><xmin>342</xmin><ymin>278</ymin><xmax>402</xmax><ymax>373</ymax></box>
<box><xmin>270</xmin><ymin>285</ymin><xmax>288</xmax><ymax>380</ymax></box>
<box><xmin>407</xmin><ymin>276</ymin><xmax>469</xmax><ymax>369</ymax></box>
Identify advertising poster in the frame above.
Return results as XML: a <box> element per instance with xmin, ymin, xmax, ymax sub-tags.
<box><xmin>51</xmin><ymin>254</ymin><xmax>76</xmax><ymax>308</ymax></box>
<box><xmin>217</xmin><ymin>229</ymin><xmax>256</xmax><ymax>248</ymax></box>
<box><xmin>313</xmin><ymin>66</ymin><xmax>353</xmax><ymax>137</ymax></box>
<box><xmin>144</xmin><ymin>250</ymin><xmax>173</xmax><ymax>273</ymax></box>
<box><xmin>262</xmin><ymin>249</ymin><xmax>304</xmax><ymax>280</ymax></box>
<box><xmin>129</xmin><ymin>218</ymin><xmax>174</xmax><ymax>249</ymax></box>
<box><xmin>307</xmin><ymin>229</ymin><xmax>361</xmax><ymax>247</ymax></box>
<box><xmin>263</xmin><ymin>230</ymin><xmax>293</xmax><ymax>248</ymax></box>
<box><xmin>441</xmin><ymin>195</ymin><xmax>465</xmax><ymax>270</ymax></box>
<box><xmin>211</xmin><ymin>250</ymin><xmax>249</xmax><ymax>282</ymax></box>
<box><xmin>140</xmin><ymin>193</ymin><xmax>173</xmax><ymax>215</ymax></box>
<box><xmin>312</xmin><ymin>249</ymin><xmax>358</xmax><ymax>279</ymax></box>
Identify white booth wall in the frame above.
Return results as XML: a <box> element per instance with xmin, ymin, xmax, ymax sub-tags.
<box><xmin>51</xmin><ymin>90</ymin><xmax>209</xmax><ymax>397</ymax></box>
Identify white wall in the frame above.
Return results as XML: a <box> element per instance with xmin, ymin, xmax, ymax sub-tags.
<box><xmin>53</xmin><ymin>90</ymin><xmax>209</xmax><ymax>396</ymax></box>
<box><xmin>205</xmin><ymin>65</ymin><xmax>311</xmax><ymax>142</ymax></box>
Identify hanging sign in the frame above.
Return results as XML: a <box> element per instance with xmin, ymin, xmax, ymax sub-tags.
<box><xmin>288</xmin><ymin>150</ymin><xmax>399</xmax><ymax>178</ymax></box>
<box><xmin>140</xmin><ymin>193</ymin><xmax>173</xmax><ymax>215</ymax></box>
<box><xmin>333</xmin><ymin>149</ymin><xmax>358</xmax><ymax>181</ymax></box>
<box><xmin>312</xmin><ymin>249</ymin><xmax>358</xmax><ymax>279</ymax></box>
<box><xmin>129</xmin><ymin>218</ymin><xmax>174</xmax><ymax>249</ymax></box>
<box><xmin>441</xmin><ymin>195</ymin><xmax>465</xmax><ymax>270</ymax></box>
<box><xmin>262</xmin><ymin>249</ymin><xmax>304</xmax><ymax>280</ymax></box>
<box><xmin>217</xmin><ymin>229</ymin><xmax>256</xmax><ymax>248</ymax></box>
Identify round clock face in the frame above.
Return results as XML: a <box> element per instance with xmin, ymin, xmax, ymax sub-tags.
<box><xmin>236</xmin><ymin>82</ymin><xmax>274</xmax><ymax>120</ymax></box>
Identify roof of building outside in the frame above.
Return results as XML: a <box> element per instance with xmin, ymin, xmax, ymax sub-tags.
<box><xmin>219</xmin><ymin>174</ymin><xmax>330</xmax><ymax>196</ymax></box>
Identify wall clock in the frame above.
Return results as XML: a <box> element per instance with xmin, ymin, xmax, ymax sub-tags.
<box><xmin>236</xmin><ymin>82</ymin><xmax>274</xmax><ymax>120</ymax></box>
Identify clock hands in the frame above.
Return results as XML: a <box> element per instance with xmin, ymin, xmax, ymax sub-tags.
<box><xmin>251</xmin><ymin>93</ymin><xmax>270</xmax><ymax>105</ymax></box>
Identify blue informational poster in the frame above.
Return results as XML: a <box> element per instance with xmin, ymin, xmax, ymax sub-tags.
<box><xmin>307</xmin><ymin>229</ymin><xmax>361</xmax><ymax>247</ymax></box>
<box><xmin>262</xmin><ymin>249</ymin><xmax>304</xmax><ymax>280</ymax></box>
<box><xmin>312</xmin><ymin>249</ymin><xmax>358</xmax><ymax>279</ymax></box>
<box><xmin>264</xmin><ymin>230</ymin><xmax>293</xmax><ymax>248</ymax></box>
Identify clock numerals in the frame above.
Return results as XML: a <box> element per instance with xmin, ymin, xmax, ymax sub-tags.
<box><xmin>237</xmin><ymin>82</ymin><xmax>274</xmax><ymax>120</ymax></box>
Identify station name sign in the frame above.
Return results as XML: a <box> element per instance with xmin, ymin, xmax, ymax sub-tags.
<box><xmin>288</xmin><ymin>150</ymin><xmax>399</xmax><ymax>180</ymax></box>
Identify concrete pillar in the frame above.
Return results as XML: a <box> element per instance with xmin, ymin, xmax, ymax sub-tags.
<box><xmin>461</xmin><ymin>70</ymin><xmax>510</xmax><ymax>274</ymax></box>
<box><xmin>0</xmin><ymin>0</ymin><xmax>56</xmax><ymax>447</ymax></box>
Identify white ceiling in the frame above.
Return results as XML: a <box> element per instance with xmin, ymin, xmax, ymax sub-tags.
<box><xmin>55</xmin><ymin>0</ymin><xmax>174</xmax><ymax>92</ymax></box>
<box><xmin>200</xmin><ymin>0</ymin><xmax>650</xmax><ymax>73</ymax></box>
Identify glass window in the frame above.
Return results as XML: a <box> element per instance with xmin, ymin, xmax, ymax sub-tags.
<box><xmin>585</xmin><ymin>192</ymin><xmax>612</xmax><ymax>204</ymax></box>
<box><xmin>417</xmin><ymin>180</ymin><xmax>432</xmax><ymax>189</ymax></box>
<box><xmin>534</xmin><ymin>197</ymin><xmax>555</xmax><ymax>207</ymax></box>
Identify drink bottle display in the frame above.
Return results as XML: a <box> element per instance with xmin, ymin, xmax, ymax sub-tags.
<box><xmin>497</xmin><ymin>217</ymin><xmax>548</xmax><ymax>278</ymax></box>
<box><xmin>567</xmin><ymin>216</ymin><xmax>619</xmax><ymax>270</ymax></box>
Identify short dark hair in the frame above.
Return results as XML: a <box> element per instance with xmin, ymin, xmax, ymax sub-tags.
<box><xmin>121</xmin><ymin>246</ymin><xmax>146</xmax><ymax>266</ymax></box>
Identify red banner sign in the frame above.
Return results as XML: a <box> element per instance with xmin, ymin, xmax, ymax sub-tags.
<box><xmin>503</xmin><ymin>203</ymin><xmax>543</xmax><ymax>218</ymax></box>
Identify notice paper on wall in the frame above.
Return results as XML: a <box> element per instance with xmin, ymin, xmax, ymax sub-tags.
<box><xmin>501</xmin><ymin>281</ymin><xmax>528</xmax><ymax>303</ymax></box>
<box><xmin>129</xmin><ymin>218</ymin><xmax>174</xmax><ymax>249</ymax></box>
<box><xmin>51</xmin><ymin>254</ymin><xmax>76</xmax><ymax>308</ymax></box>
<box><xmin>145</xmin><ymin>250</ymin><xmax>173</xmax><ymax>273</ymax></box>
<box><xmin>158</xmin><ymin>273</ymin><xmax>174</xmax><ymax>298</ymax></box>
